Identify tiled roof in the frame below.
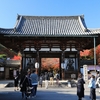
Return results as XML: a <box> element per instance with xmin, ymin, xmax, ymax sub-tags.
<box><xmin>0</xmin><ymin>44</ymin><xmax>17</xmax><ymax>57</ymax></box>
<box><xmin>89</xmin><ymin>28</ymin><xmax>100</xmax><ymax>34</ymax></box>
<box><xmin>6</xmin><ymin>60</ymin><xmax>21</xmax><ymax>65</ymax></box>
<box><xmin>0</xmin><ymin>15</ymin><xmax>100</xmax><ymax>37</ymax></box>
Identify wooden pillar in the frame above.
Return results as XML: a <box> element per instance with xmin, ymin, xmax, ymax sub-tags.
<box><xmin>94</xmin><ymin>37</ymin><xmax>96</xmax><ymax>65</ymax></box>
<box><xmin>77</xmin><ymin>51</ymin><xmax>80</xmax><ymax>73</ymax></box>
<box><xmin>19</xmin><ymin>51</ymin><xmax>23</xmax><ymax>78</ymax></box>
<box><xmin>35</xmin><ymin>50</ymin><xmax>40</xmax><ymax>76</ymax></box>
<box><xmin>23</xmin><ymin>53</ymin><xmax>26</xmax><ymax>70</ymax></box>
<box><xmin>61</xmin><ymin>51</ymin><xmax>65</xmax><ymax>80</ymax></box>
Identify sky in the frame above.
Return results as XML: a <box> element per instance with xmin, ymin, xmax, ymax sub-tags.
<box><xmin>0</xmin><ymin>0</ymin><xmax>100</xmax><ymax>28</ymax></box>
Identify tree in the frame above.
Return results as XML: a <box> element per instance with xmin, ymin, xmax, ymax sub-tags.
<box><xmin>41</xmin><ymin>58</ymin><xmax>59</xmax><ymax>71</ymax></box>
<box><xmin>80</xmin><ymin>44</ymin><xmax>100</xmax><ymax>63</ymax></box>
<box><xmin>11</xmin><ymin>55</ymin><xmax>21</xmax><ymax>60</ymax></box>
<box><xmin>80</xmin><ymin>49</ymin><xmax>91</xmax><ymax>59</ymax></box>
<box><xmin>96</xmin><ymin>45</ymin><xmax>100</xmax><ymax>58</ymax></box>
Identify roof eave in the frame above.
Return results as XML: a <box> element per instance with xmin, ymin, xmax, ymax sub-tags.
<box><xmin>3</xmin><ymin>34</ymin><xmax>98</xmax><ymax>38</ymax></box>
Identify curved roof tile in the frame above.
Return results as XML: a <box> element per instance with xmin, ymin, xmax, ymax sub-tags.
<box><xmin>0</xmin><ymin>15</ymin><xmax>100</xmax><ymax>37</ymax></box>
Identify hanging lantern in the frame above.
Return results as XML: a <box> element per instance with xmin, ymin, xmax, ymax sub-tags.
<box><xmin>35</xmin><ymin>62</ymin><xmax>39</xmax><ymax>68</ymax></box>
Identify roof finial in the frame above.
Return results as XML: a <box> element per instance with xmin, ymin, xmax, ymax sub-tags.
<box><xmin>17</xmin><ymin>14</ymin><xmax>20</xmax><ymax>20</ymax></box>
<box><xmin>81</xmin><ymin>15</ymin><xmax>84</xmax><ymax>19</ymax></box>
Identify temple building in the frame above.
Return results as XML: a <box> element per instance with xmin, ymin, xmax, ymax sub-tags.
<box><xmin>0</xmin><ymin>15</ymin><xmax>100</xmax><ymax>79</ymax></box>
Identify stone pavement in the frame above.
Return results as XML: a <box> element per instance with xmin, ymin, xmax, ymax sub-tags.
<box><xmin>0</xmin><ymin>79</ymin><xmax>76</xmax><ymax>88</ymax></box>
<box><xmin>0</xmin><ymin>80</ymin><xmax>13</xmax><ymax>88</ymax></box>
<box><xmin>0</xmin><ymin>80</ymin><xmax>100</xmax><ymax>100</ymax></box>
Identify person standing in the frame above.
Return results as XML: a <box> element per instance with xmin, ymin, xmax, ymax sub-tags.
<box><xmin>96</xmin><ymin>75</ymin><xmax>100</xmax><ymax>93</ymax></box>
<box><xmin>39</xmin><ymin>74</ymin><xmax>43</xmax><ymax>87</ymax></box>
<box><xmin>49</xmin><ymin>72</ymin><xmax>54</xmax><ymax>86</ymax></box>
<box><xmin>30</xmin><ymin>69</ymin><xmax>38</xmax><ymax>98</ymax></box>
<box><xmin>55</xmin><ymin>72</ymin><xmax>60</xmax><ymax>86</ymax></box>
<box><xmin>77</xmin><ymin>73</ymin><xmax>85</xmax><ymax>100</ymax></box>
<box><xmin>20</xmin><ymin>71</ymin><xmax>30</xmax><ymax>99</ymax></box>
<box><xmin>88</xmin><ymin>75</ymin><xmax>96</xmax><ymax>100</ymax></box>
<box><xmin>26</xmin><ymin>70</ymin><xmax>32</xmax><ymax>87</ymax></box>
<box><xmin>44</xmin><ymin>72</ymin><xmax>49</xmax><ymax>89</ymax></box>
<box><xmin>26</xmin><ymin>70</ymin><xmax>31</xmax><ymax>78</ymax></box>
<box><xmin>14</xmin><ymin>75</ymin><xmax>19</xmax><ymax>91</ymax></box>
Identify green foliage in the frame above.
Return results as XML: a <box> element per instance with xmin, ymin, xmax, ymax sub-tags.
<box><xmin>0</xmin><ymin>54</ymin><xmax>7</xmax><ymax>59</ymax></box>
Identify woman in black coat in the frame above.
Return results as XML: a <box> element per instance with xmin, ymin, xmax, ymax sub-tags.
<box><xmin>77</xmin><ymin>73</ymin><xmax>85</xmax><ymax>100</ymax></box>
<box><xmin>14</xmin><ymin>75</ymin><xmax>19</xmax><ymax>91</ymax></box>
<box><xmin>20</xmin><ymin>71</ymin><xmax>30</xmax><ymax>99</ymax></box>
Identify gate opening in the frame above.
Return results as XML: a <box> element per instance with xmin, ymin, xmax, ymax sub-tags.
<box><xmin>41</xmin><ymin>58</ymin><xmax>60</xmax><ymax>73</ymax></box>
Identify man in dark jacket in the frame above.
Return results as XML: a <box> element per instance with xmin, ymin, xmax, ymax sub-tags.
<box><xmin>77</xmin><ymin>73</ymin><xmax>85</xmax><ymax>100</ymax></box>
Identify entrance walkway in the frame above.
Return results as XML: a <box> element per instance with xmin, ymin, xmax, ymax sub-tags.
<box><xmin>0</xmin><ymin>80</ymin><xmax>76</xmax><ymax>88</ymax></box>
<box><xmin>0</xmin><ymin>80</ymin><xmax>100</xmax><ymax>100</ymax></box>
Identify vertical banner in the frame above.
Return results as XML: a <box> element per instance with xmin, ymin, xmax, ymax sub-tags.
<box><xmin>83</xmin><ymin>65</ymin><xmax>88</xmax><ymax>81</ymax></box>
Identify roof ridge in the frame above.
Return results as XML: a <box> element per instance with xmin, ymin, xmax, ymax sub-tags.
<box><xmin>18</xmin><ymin>14</ymin><xmax>84</xmax><ymax>18</ymax></box>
